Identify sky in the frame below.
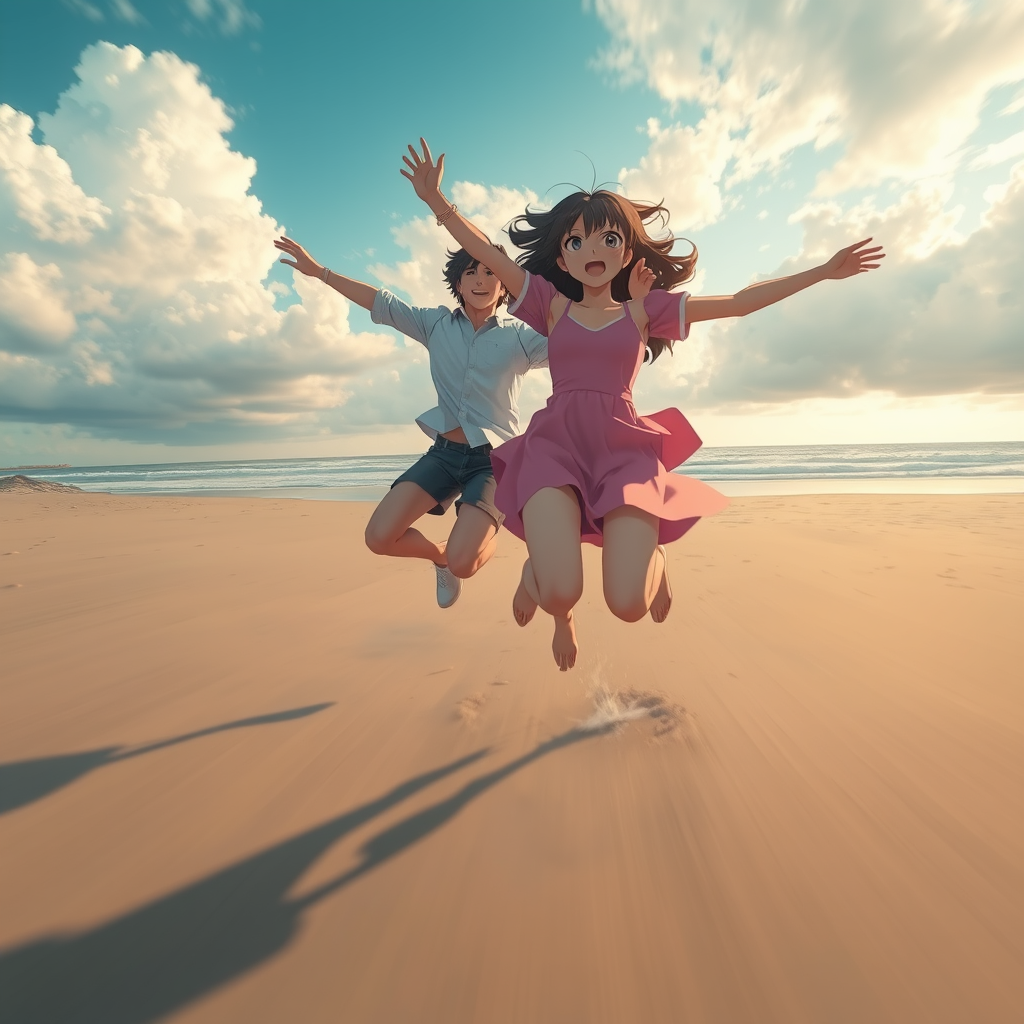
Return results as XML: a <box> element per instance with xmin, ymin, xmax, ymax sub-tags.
<box><xmin>1</xmin><ymin>0</ymin><xmax>1023</xmax><ymax>467</ymax></box>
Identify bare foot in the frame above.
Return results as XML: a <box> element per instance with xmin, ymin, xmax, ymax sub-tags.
<box><xmin>552</xmin><ymin>612</ymin><xmax>578</xmax><ymax>671</ymax></box>
<box><xmin>649</xmin><ymin>545</ymin><xmax>672</xmax><ymax>623</ymax></box>
<box><xmin>512</xmin><ymin>559</ymin><xmax>539</xmax><ymax>627</ymax></box>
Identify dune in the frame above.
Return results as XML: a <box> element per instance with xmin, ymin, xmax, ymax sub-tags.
<box><xmin>0</xmin><ymin>489</ymin><xmax>1021</xmax><ymax>1023</ymax></box>
<box><xmin>0</xmin><ymin>474</ymin><xmax>81</xmax><ymax>493</ymax></box>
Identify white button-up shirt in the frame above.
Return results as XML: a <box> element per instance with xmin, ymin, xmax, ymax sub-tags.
<box><xmin>371</xmin><ymin>289</ymin><xmax>549</xmax><ymax>448</ymax></box>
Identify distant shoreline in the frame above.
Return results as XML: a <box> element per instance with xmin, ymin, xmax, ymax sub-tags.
<box><xmin>0</xmin><ymin>464</ymin><xmax>71</xmax><ymax>470</ymax></box>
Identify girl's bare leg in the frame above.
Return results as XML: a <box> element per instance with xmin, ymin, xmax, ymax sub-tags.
<box><xmin>549</xmin><ymin>612</ymin><xmax>579</xmax><ymax>672</ymax></box>
<box><xmin>522</xmin><ymin>486</ymin><xmax>584</xmax><ymax>671</ymax></box>
<box><xmin>444</xmin><ymin>504</ymin><xmax>499</xmax><ymax>579</ymax></box>
<box><xmin>364</xmin><ymin>482</ymin><xmax>447</xmax><ymax>563</ymax></box>
<box><xmin>601</xmin><ymin>505</ymin><xmax>665</xmax><ymax>622</ymax></box>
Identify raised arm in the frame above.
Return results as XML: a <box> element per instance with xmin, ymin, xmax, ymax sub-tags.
<box><xmin>686</xmin><ymin>239</ymin><xmax>885</xmax><ymax>323</ymax></box>
<box><xmin>274</xmin><ymin>236</ymin><xmax>378</xmax><ymax>311</ymax></box>
<box><xmin>400</xmin><ymin>139</ymin><xmax>526</xmax><ymax>300</ymax></box>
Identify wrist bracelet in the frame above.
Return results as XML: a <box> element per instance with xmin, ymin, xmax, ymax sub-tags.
<box><xmin>436</xmin><ymin>203</ymin><xmax>458</xmax><ymax>227</ymax></box>
<box><xmin>321</xmin><ymin>266</ymin><xmax>331</xmax><ymax>283</ymax></box>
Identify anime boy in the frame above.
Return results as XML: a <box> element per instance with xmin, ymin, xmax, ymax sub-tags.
<box><xmin>274</xmin><ymin>234</ymin><xmax>548</xmax><ymax>608</ymax></box>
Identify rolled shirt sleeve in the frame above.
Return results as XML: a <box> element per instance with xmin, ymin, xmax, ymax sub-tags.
<box><xmin>371</xmin><ymin>288</ymin><xmax>447</xmax><ymax>347</ymax></box>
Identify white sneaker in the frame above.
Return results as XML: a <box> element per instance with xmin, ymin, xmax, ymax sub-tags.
<box><xmin>434</xmin><ymin>563</ymin><xmax>462</xmax><ymax>609</ymax></box>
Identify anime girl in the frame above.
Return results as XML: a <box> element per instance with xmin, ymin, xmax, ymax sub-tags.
<box><xmin>402</xmin><ymin>139</ymin><xmax>884</xmax><ymax>670</ymax></box>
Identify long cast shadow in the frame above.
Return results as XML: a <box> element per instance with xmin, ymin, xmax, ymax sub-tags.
<box><xmin>0</xmin><ymin>704</ymin><xmax>334</xmax><ymax>817</ymax></box>
<box><xmin>0</xmin><ymin>726</ymin><xmax>604</xmax><ymax>1024</ymax></box>
<box><xmin>296</xmin><ymin>725</ymin><xmax>606</xmax><ymax>906</ymax></box>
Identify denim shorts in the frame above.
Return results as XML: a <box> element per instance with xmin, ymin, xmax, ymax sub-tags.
<box><xmin>391</xmin><ymin>436</ymin><xmax>504</xmax><ymax>527</ymax></box>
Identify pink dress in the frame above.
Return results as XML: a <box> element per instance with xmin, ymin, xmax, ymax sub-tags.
<box><xmin>494</xmin><ymin>271</ymin><xmax>728</xmax><ymax>546</ymax></box>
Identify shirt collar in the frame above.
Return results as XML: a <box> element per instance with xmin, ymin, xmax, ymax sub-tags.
<box><xmin>452</xmin><ymin>306</ymin><xmax>511</xmax><ymax>329</ymax></box>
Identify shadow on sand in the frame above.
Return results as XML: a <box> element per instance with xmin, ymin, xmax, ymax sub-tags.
<box><xmin>0</xmin><ymin>704</ymin><xmax>335</xmax><ymax>817</ymax></box>
<box><xmin>0</xmin><ymin>725</ymin><xmax>607</xmax><ymax>1024</ymax></box>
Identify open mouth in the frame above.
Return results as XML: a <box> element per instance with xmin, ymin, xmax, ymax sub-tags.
<box><xmin>585</xmin><ymin>261</ymin><xmax>606</xmax><ymax>276</ymax></box>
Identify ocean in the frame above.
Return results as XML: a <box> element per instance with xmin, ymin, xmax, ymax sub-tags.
<box><xmin>5</xmin><ymin>442</ymin><xmax>1023</xmax><ymax>499</ymax></box>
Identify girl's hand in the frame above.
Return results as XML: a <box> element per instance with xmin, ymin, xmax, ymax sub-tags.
<box><xmin>400</xmin><ymin>138</ymin><xmax>445</xmax><ymax>205</ymax></box>
<box><xmin>823</xmin><ymin>238</ymin><xmax>886</xmax><ymax>279</ymax></box>
<box><xmin>275</xmin><ymin>236</ymin><xmax>322</xmax><ymax>277</ymax></box>
<box><xmin>628</xmin><ymin>257</ymin><xmax>657</xmax><ymax>301</ymax></box>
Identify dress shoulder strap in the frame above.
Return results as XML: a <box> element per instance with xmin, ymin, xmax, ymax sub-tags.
<box><xmin>553</xmin><ymin>293</ymin><xmax>574</xmax><ymax>324</ymax></box>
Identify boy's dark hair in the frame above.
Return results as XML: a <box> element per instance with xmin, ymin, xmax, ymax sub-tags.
<box><xmin>443</xmin><ymin>244</ymin><xmax>510</xmax><ymax>308</ymax></box>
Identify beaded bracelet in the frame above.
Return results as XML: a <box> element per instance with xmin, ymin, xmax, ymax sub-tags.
<box><xmin>436</xmin><ymin>203</ymin><xmax>458</xmax><ymax>227</ymax></box>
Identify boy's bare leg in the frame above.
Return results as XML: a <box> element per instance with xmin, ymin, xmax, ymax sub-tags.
<box><xmin>444</xmin><ymin>504</ymin><xmax>499</xmax><ymax>579</ymax></box>
<box><xmin>364</xmin><ymin>482</ymin><xmax>447</xmax><ymax>563</ymax></box>
<box><xmin>649</xmin><ymin>546</ymin><xmax>672</xmax><ymax>622</ymax></box>
<box><xmin>513</xmin><ymin>559</ymin><xmax>539</xmax><ymax>626</ymax></box>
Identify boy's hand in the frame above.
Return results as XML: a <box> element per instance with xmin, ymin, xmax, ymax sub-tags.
<box><xmin>628</xmin><ymin>257</ymin><xmax>657</xmax><ymax>301</ymax></box>
<box><xmin>275</xmin><ymin>236</ymin><xmax>321</xmax><ymax>277</ymax></box>
<box><xmin>400</xmin><ymin>138</ymin><xmax>445</xmax><ymax>206</ymax></box>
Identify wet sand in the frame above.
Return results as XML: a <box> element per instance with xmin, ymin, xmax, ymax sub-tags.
<box><xmin>1</xmin><ymin>490</ymin><xmax>1021</xmax><ymax>1023</ymax></box>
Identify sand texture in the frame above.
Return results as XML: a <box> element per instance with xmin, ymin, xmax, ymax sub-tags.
<box><xmin>1</xmin><ymin>491</ymin><xmax>1022</xmax><ymax>1023</ymax></box>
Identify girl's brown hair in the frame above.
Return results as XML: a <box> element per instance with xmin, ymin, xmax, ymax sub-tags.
<box><xmin>508</xmin><ymin>190</ymin><xmax>697</xmax><ymax>362</ymax></box>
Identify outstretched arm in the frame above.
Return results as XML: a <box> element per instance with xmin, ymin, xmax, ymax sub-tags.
<box><xmin>686</xmin><ymin>239</ymin><xmax>885</xmax><ymax>323</ymax></box>
<box><xmin>274</xmin><ymin>236</ymin><xmax>378</xmax><ymax>311</ymax></box>
<box><xmin>400</xmin><ymin>139</ymin><xmax>526</xmax><ymax>299</ymax></box>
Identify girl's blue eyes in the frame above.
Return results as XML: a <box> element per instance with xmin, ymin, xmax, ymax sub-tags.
<box><xmin>564</xmin><ymin>233</ymin><xmax>623</xmax><ymax>251</ymax></box>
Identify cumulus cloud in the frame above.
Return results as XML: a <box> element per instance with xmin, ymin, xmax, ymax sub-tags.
<box><xmin>597</xmin><ymin>0</ymin><xmax>1024</xmax><ymax>197</ymax></box>
<box><xmin>631</xmin><ymin>161</ymin><xmax>1024</xmax><ymax>409</ymax></box>
<box><xmin>0</xmin><ymin>105</ymin><xmax>110</xmax><ymax>244</ymax></box>
<box><xmin>593</xmin><ymin>0</ymin><xmax>1024</xmax><ymax>418</ymax></box>
<box><xmin>619</xmin><ymin>112</ymin><xmax>733</xmax><ymax>230</ymax></box>
<box><xmin>0</xmin><ymin>254</ymin><xmax>78</xmax><ymax>349</ymax></box>
<box><xmin>0</xmin><ymin>43</ymin><xmax>397</xmax><ymax>442</ymax></box>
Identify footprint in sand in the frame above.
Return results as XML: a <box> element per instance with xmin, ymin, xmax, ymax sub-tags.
<box><xmin>455</xmin><ymin>693</ymin><xmax>488</xmax><ymax>725</ymax></box>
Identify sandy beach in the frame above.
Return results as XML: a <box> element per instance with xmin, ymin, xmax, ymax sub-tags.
<box><xmin>1</xmin><ymin>488</ymin><xmax>1021</xmax><ymax>1023</ymax></box>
